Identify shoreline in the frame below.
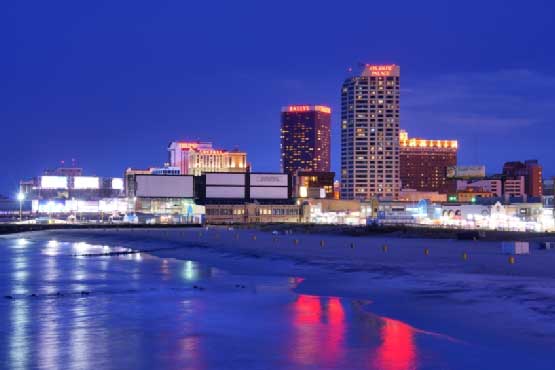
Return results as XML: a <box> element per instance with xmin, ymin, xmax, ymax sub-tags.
<box><xmin>6</xmin><ymin>227</ymin><xmax>555</xmax><ymax>351</ymax></box>
<box><xmin>3</xmin><ymin>222</ymin><xmax>555</xmax><ymax>242</ymax></box>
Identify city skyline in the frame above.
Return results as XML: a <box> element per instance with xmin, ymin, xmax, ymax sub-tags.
<box><xmin>3</xmin><ymin>0</ymin><xmax>555</xmax><ymax>195</ymax></box>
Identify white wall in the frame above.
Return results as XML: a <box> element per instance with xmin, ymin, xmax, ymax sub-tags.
<box><xmin>136</xmin><ymin>175</ymin><xmax>193</xmax><ymax>198</ymax></box>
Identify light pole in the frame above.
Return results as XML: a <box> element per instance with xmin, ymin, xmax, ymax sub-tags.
<box><xmin>17</xmin><ymin>192</ymin><xmax>25</xmax><ymax>222</ymax></box>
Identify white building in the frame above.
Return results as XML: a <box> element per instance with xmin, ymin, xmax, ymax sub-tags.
<box><xmin>168</xmin><ymin>141</ymin><xmax>247</xmax><ymax>176</ymax></box>
<box><xmin>341</xmin><ymin>64</ymin><xmax>401</xmax><ymax>200</ymax></box>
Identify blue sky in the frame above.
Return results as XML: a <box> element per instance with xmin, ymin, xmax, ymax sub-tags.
<box><xmin>2</xmin><ymin>0</ymin><xmax>555</xmax><ymax>195</ymax></box>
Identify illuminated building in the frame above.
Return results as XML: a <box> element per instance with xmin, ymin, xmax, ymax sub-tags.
<box><xmin>456</xmin><ymin>179</ymin><xmax>502</xmax><ymax>197</ymax></box>
<box><xmin>503</xmin><ymin>176</ymin><xmax>526</xmax><ymax>198</ymax></box>
<box><xmin>205</xmin><ymin>203</ymin><xmax>300</xmax><ymax>224</ymax></box>
<box><xmin>341</xmin><ymin>64</ymin><xmax>400</xmax><ymax>200</ymax></box>
<box><xmin>399</xmin><ymin>129</ymin><xmax>458</xmax><ymax>193</ymax></box>
<box><xmin>168</xmin><ymin>141</ymin><xmax>247</xmax><ymax>176</ymax></box>
<box><xmin>293</xmin><ymin>171</ymin><xmax>335</xmax><ymax>199</ymax></box>
<box><xmin>502</xmin><ymin>160</ymin><xmax>543</xmax><ymax>197</ymax></box>
<box><xmin>455</xmin><ymin>188</ymin><xmax>493</xmax><ymax>203</ymax></box>
<box><xmin>280</xmin><ymin>105</ymin><xmax>331</xmax><ymax>175</ymax></box>
<box><xmin>19</xmin><ymin>167</ymin><xmax>124</xmax><ymax>201</ymax></box>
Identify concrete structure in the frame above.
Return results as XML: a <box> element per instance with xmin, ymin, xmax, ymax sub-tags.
<box><xmin>398</xmin><ymin>189</ymin><xmax>447</xmax><ymax>202</ymax></box>
<box><xmin>20</xmin><ymin>168</ymin><xmax>124</xmax><ymax>201</ymax></box>
<box><xmin>455</xmin><ymin>189</ymin><xmax>494</xmax><ymax>203</ymax></box>
<box><xmin>280</xmin><ymin>105</ymin><xmax>331</xmax><ymax>175</ymax></box>
<box><xmin>205</xmin><ymin>203</ymin><xmax>300</xmax><ymax>224</ymax></box>
<box><xmin>301</xmin><ymin>198</ymin><xmax>364</xmax><ymax>225</ymax></box>
<box><xmin>196</xmin><ymin>173</ymin><xmax>292</xmax><ymax>205</ymax></box>
<box><xmin>293</xmin><ymin>171</ymin><xmax>335</xmax><ymax>199</ymax></box>
<box><xmin>503</xmin><ymin>176</ymin><xmax>526</xmax><ymax>198</ymax></box>
<box><xmin>503</xmin><ymin>160</ymin><xmax>543</xmax><ymax>197</ymax></box>
<box><xmin>399</xmin><ymin>130</ymin><xmax>457</xmax><ymax>193</ymax></box>
<box><xmin>168</xmin><ymin>141</ymin><xmax>247</xmax><ymax>176</ymax></box>
<box><xmin>456</xmin><ymin>179</ymin><xmax>502</xmax><ymax>197</ymax></box>
<box><xmin>341</xmin><ymin>64</ymin><xmax>400</xmax><ymax>200</ymax></box>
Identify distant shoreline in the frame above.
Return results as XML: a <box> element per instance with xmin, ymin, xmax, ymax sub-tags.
<box><xmin>0</xmin><ymin>223</ymin><xmax>201</xmax><ymax>236</ymax></box>
<box><xmin>2</xmin><ymin>222</ymin><xmax>554</xmax><ymax>242</ymax></box>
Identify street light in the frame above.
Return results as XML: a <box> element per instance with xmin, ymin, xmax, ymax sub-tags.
<box><xmin>17</xmin><ymin>192</ymin><xmax>25</xmax><ymax>222</ymax></box>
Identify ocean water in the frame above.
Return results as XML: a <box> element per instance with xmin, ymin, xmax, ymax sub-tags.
<box><xmin>0</xmin><ymin>235</ymin><xmax>551</xmax><ymax>370</ymax></box>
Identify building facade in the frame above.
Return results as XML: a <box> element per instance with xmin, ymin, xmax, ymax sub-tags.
<box><xmin>168</xmin><ymin>141</ymin><xmax>247</xmax><ymax>176</ymax></box>
<box><xmin>399</xmin><ymin>130</ymin><xmax>457</xmax><ymax>193</ymax></box>
<box><xmin>502</xmin><ymin>160</ymin><xmax>543</xmax><ymax>197</ymax></box>
<box><xmin>341</xmin><ymin>64</ymin><xmax>401</xmax><ymax>200</ymax></box>
<box><xmin>280</xmin><ymin>105</ymin><xmax>331</xmax><ymax>175</ymax></box>
<box><xmin>293</xmin><ymin>171</ymin><xmax>335</xmax><ymax>199</ymax></box>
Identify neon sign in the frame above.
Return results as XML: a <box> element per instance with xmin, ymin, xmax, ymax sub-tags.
<box><xmin>364</xmin><ymin>64</ymin><xmax>399</xmax><ymax>77</ymax></box>
<box><xmin>285</xmin><ymin>105</ymin><xmax>331</xmax><ymax>114</ymax></box>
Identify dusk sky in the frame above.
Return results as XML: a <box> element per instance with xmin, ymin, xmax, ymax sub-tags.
<box><xmin>3</xmin><ymin>0</ymin><xmax>555</xmax><ymax>195</ymax></box>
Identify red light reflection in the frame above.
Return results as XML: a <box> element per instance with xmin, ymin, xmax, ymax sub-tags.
<box><xmin>289</xmin><ymin>295</ymin><xmax>345</xmax><ymax>366</ymax></box>
<box><xmin>373</xmin><ymin>317</ymin><xmax>417</xmax><ymax>370</ymax></box>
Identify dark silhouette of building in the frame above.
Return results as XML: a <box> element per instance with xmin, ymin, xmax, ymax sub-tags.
<box><xmin>280</xmin><ymin>105</ymin><xmax>331</xmax><ymax>175</ymax></box>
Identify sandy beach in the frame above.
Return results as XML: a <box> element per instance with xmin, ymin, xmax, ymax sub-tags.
<box><xmin>3</xmin><ymin>227</ymin><xmax>555</xmax><ymax>369</ymax></box>
<box><xmin>23</xmin><ymin>228</ymin><xmax>555</xmax><ymax>336</ymax></box>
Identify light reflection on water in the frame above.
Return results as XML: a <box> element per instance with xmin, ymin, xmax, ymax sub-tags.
<box><xmin>0</xmin><ymin>237</ymin><xmax>520</xmax><ymax>370</ymax></box>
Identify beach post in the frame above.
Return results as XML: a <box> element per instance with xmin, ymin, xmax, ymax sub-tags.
<box><xmin>462</xmin><ymin>252</ymin><xmax>469</xmax><ymax>261</ymax></box>
<box><xmin>252</xmin><ymin>235</ymin><xmax>257</xmax><ymax>241</ymax></box>
<box><xmin>350</xmin><ymin>242</ymin><xmax>355</xmax><ymax>249</ymax></box>
<box><xmin>424</xmin><ymin>248</ymin><xmax>430</xmax><ymax>256</ymax></box>
<box><xmin>508</xmin><ymin>255</ymin><xmax>515</xmax><ymax>264</ymax></box>
<box><xmin>382</xmin><ymin>244</ymin><xmax>388</xmax><ymax>253</ymax></box>
<box><xmin>320</xmin><ymin>240</ymin><xmax>325</xmax><ymax>247</ymax></box>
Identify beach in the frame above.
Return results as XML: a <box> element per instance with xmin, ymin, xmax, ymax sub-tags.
<box><xmin>1</xmin><ymin>227</ymin><xmax>555</xmax><ymax>369</ymax></box>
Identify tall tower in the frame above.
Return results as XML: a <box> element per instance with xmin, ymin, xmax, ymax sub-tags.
<box><xmin>280</xmin><ymin>105</ymin><xmax>331</xmax><ymax>175</ymax></box>
<box><xmin>341</xmin><ymin>64</ymin><xmax>400</xmax><ymax>200</ymax></box>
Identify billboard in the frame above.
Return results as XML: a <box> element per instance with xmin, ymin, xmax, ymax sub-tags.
<box><xmin>206</xmin><ymin>173</ymin><xmax>245</xmax><ymax>186</ymax></box>
<box><xmin>206</xmin><ymin>186</ymin><xmax>245</xmax><ymax>199</ymax></box>
<box><xmin>74</xmin><ymin>176</ymin><xmax>100</xmax><ymax>189</ymax></box>
<box><xmin>111</xmin><ymin>178</ymin><xmax>124</xmax><ymax>190</ymax></box>
<box><xmin>135</xmin><ymin>175</ymin><xmax>193</xmax><ymax>198</ymax></box>
<box><xmin>250</xmin><ymin>186</ymin><xmax>288</xmax><ymax>199</ymax></box>
<box><xmin>446</xmin><ymin>166</ymin><xmax>486</xmax><ymax>179</ymax></box>
<box><xmin>250</xmin><ymin>174</ymin><xmax>288</xmax><ymax>187</ymax></box>
<box><xmin>40</xmin><ymin>176</ymin><xmax>68</xmax><ymax>189</ymax></box>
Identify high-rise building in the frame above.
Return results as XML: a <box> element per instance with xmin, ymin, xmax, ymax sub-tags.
<box><xmin>502</xmin><ymin>160</ymin><xmax>543</xmax><ymax>197</ymax></box>
<box><xmin>341</xmin><ymin>64</ymin><xmax>401</xmax><ymax>200</ymax></box>
<box><xmin>399</xmin><ymin>130</ymin><xmax>458</xmax><ymax>193</ymax></box>
<box><xmin>168</xmin><ymin>141</ymin><xmax>247</xmax><ymax>176</ymax></box>
<box><xmin>280</xmin><ymin>105</ymin><xmax>331</xmax><ymax>175</ymax></box>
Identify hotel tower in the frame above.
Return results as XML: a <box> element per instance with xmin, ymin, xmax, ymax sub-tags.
<box><xmin>340</xmin><ymin>64</ymin><xmax>401</xmax><ymax>200</ymax></box>
<box><xmin>280</xmin><ymin>105</ymin><xmax>331</xmax><ymax>175</ymax></box>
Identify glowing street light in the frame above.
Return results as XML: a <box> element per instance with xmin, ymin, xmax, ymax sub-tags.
<box><xmin>17</xmin><ymin>192</ymin><xmax>25</xmax><ymax>222</ymax></box>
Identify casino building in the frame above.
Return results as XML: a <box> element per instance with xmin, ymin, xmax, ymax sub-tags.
<box><xmin>399</xmin><ymin>130</ymin><xmax>458</xmax><ymax>193</ymax></box>
<box><xmin>168</xmin><ymin>141</ymin><xmax>247</xmax><ymax>176</ymax></box>
<box><xmin>341</xmin><ymin>64</ymin><xmax>401</xmax><ymax>200</ymax></box>
<box><xmin>280</xmin><ymin>105</ymin><xmax>331</xmax><ymax>175</ymax></box>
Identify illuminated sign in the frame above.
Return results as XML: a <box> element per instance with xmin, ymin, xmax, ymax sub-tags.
<box><xmin>40</xmin><ymin>176</ymin><xmax>68</xmax><ymax>189</ymax></box>
<box><xmin>446</xmin><ymin>166</ymin><xmax>486</xmax><ymax>179</ymax></box>
<box><xmin>362</xmin><ymin>64</ymin><xmax>400</xmax><ymax>77</ymax></box>
<box><xmin>112</xmin><ymin>178</ymin><xmax>124</xmax><ymax>190</ymax></box>
<box><xmin>74</xmin><ymin>176</ymin><xmax>100</xmax><ymax>189</ymax></box>
<box><xmin>399</xmin><ymin>130</ymin><xmax>458</xmax><ymax>149</ymax></box>
<box><xmin>283</xmin><ymin>105</ymin><xmax>331</xmax><ymax>114</ymax></box>
<box><xmin>314</xmin><ymin>105</ymin><xmax>331</xmax><ymax>114</ymax></box>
